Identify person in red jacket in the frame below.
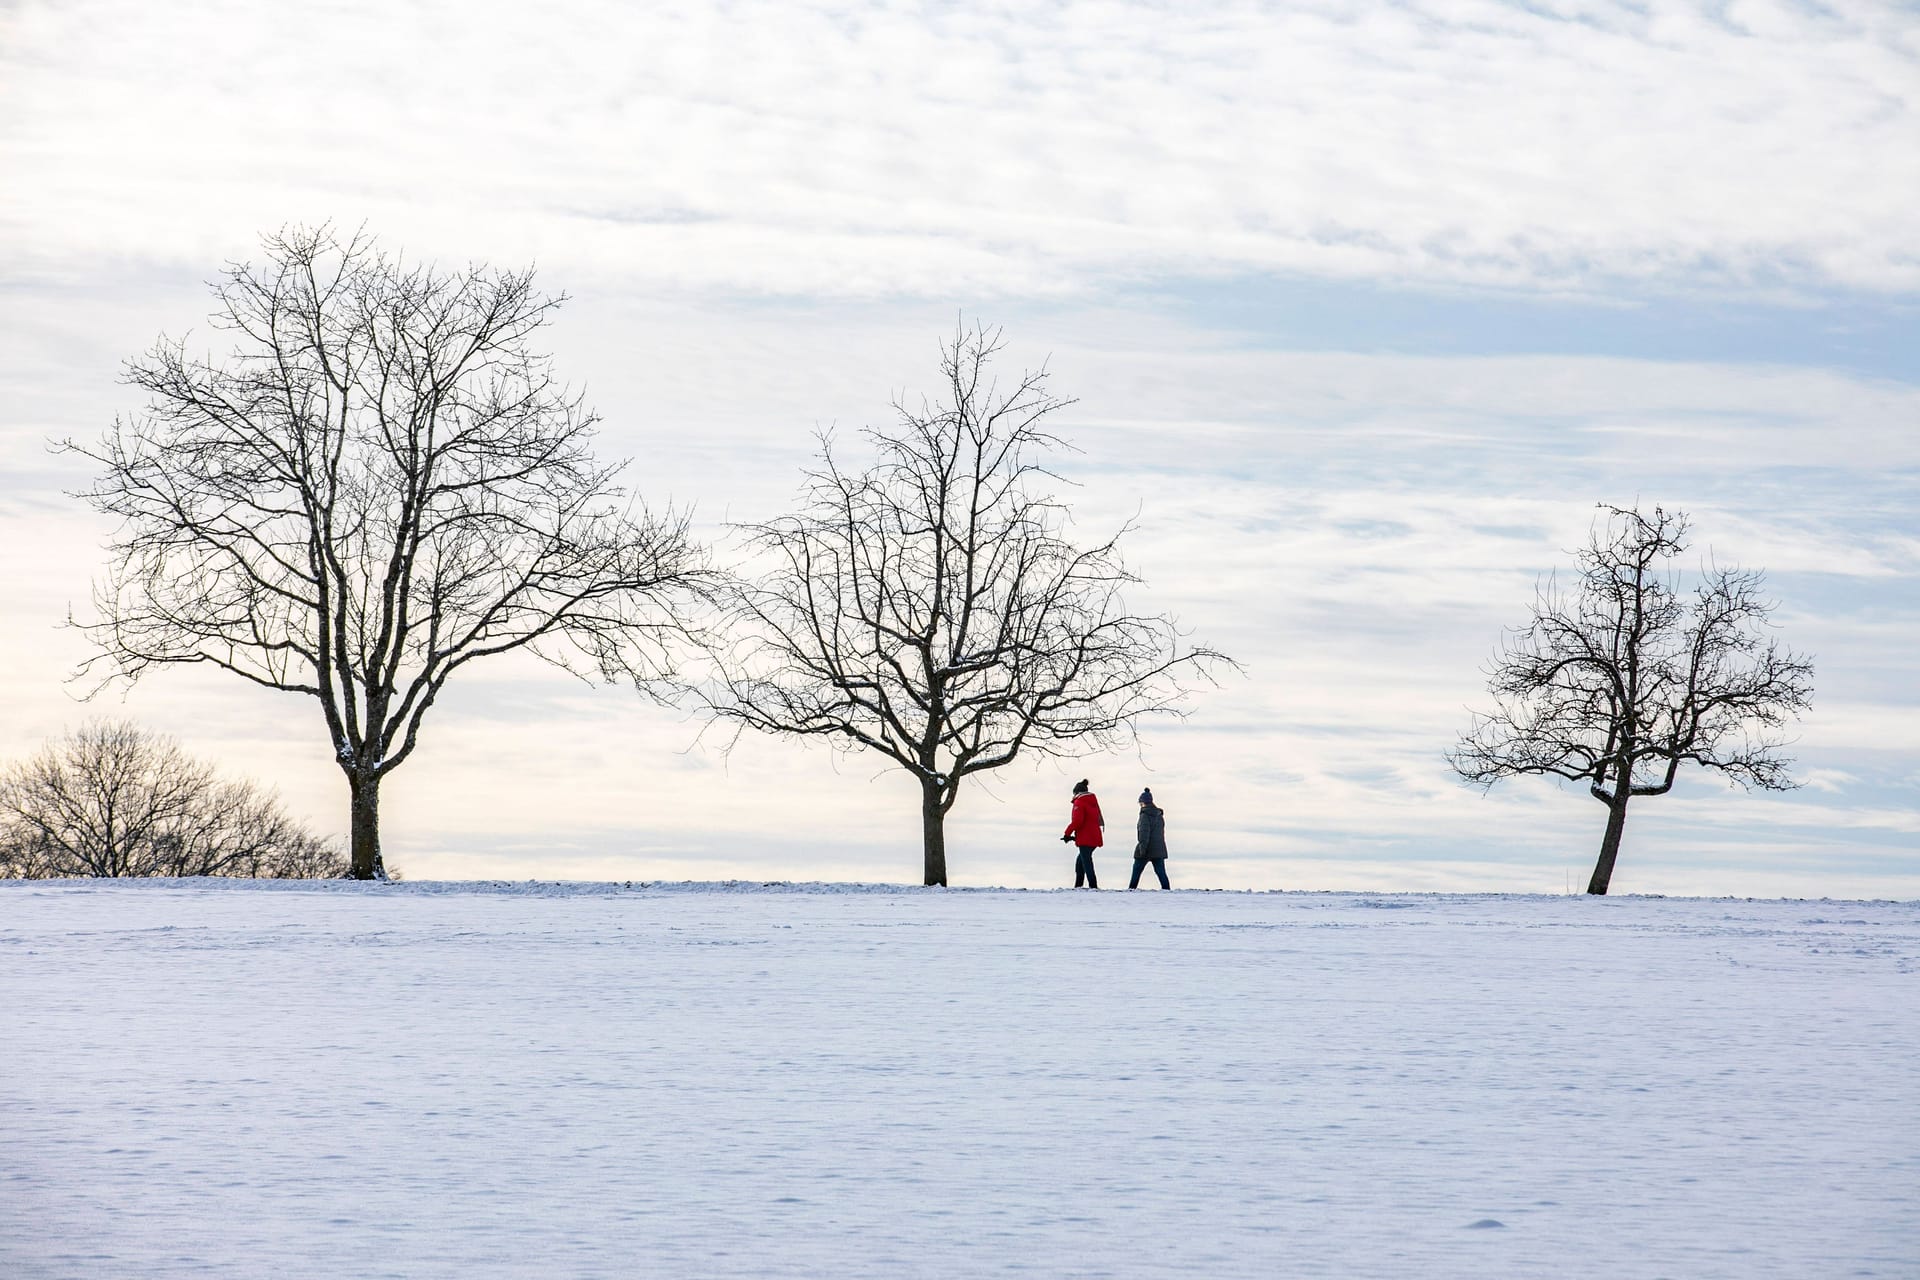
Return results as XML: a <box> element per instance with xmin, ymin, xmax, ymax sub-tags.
<box><xmin>1061</xmin><ymin>779</ymin><xmax>1104</xmax><ymax>888</ymax></box>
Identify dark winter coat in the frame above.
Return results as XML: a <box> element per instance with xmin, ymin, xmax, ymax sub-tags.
<box><xmin>1064</xmin><ymin>793</ymin><xmax>1104</xmax><ymax>848</ymax></box>
<box><xmin>1133</xmin><ymin>804</ymin><xmax>1168</xmax><ymax>861</ymax></box>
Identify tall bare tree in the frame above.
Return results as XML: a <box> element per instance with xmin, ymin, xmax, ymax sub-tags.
<box><xmin>702</xmin><ymin>325</ymin><xmax>1228</xmax><ymax>886</ymax></box>
<box><xmin>1450</xmin><ymin>504</ymin><xmax>1814</xmax><ymax>894</ymax></box>
<box><xmin>0</xmin><ymin>721</ymin><xmax>347</xmax><ymax>879</ymax></box>
<box><xmin>70</xmin><ymin>225</ymin><xmax>706</xmax><ymax>879</ymax></box>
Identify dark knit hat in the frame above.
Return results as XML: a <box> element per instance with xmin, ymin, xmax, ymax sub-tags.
<box><xmin>1072</xmin><ymin>779</ymin><xmax>1090</xmax><ymax>795</ymax></box>
<box><xmin>1138</xmin><ymin>788</ymin><xmax>1154</xmax><ymax>805</ymax></box>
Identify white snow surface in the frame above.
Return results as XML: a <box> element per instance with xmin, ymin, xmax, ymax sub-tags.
<box><xmin>3</xmin><ymin>880</ymin><xmax>1916</xmax><ymax>1279</ymax></box>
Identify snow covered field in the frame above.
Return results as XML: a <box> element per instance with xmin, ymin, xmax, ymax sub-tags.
<box><xmin>3</xmin><ymin>881</ymin><xmax>1916</xmax><ymax>1279</ymax></box>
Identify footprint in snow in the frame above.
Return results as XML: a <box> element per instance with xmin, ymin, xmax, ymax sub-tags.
<box><xmin>1466</xmin><ymin>1219</ymin><xmax>1506</xmax><ymax>1230</ymax></box>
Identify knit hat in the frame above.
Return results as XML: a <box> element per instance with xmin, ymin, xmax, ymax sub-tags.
<box><xmin>1138</xmin><ymin>788</ymin><xmax>1154</xmax><ymax>805</ymax></box>
<box><xmin>1072</xmin><ymin>779</ymin><xmax>1089</xmax><ymax>795</ymax></box>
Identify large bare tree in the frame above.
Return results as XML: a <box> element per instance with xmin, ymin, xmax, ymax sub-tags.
<box><xmin>0</xmin><ymin>721</ymin><xmax>345</xmax><ymax>879</ymax></box>
<box><xmin>70</xmin><ymin>226</ymin><xmax>706</xmax><ymax>879</ymax></box>
<box><xmin>1450</xmin><ymin>504</ymin><xmax>1814</xmax><ymax>894</ymax></box>
<box><xmin>703</xmin><ymin>325</ymin><xmax>1228</xmax><ymax>886</ymax></box>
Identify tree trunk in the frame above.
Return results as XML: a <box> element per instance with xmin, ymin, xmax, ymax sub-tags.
<box><xmin>920</xmin><ymin>779</ymin><xmax>948</xmax><ymax>887</ymax></box>
<box><xmin>347</xmin><ymin>771</ymin><xmax>386</xmax><ymax>881</ymax></box>
<box><xmin>1587</xmin><ymin>792</ymin><xmax>1630</xmax><ymax>895</ymax></box>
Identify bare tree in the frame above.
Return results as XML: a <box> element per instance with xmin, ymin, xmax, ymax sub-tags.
<box><xmin>702</xmin><ymin>325</ymin><xmax>1228</xmax><ymax>886</ymax></box>
<box><xmin>68</xmin><ymin>225</ymin><xmax>707</xmax><ymax>879</ymax></box>
<box><xmin>1450</xmin><ymin>504</ymin><xmax>1814</xmax><ymax>894</ymax></box>
<box><xmin>0</xmin><ymin>721</ymin><xmax>348</xmax><ymax>879</ymax></box>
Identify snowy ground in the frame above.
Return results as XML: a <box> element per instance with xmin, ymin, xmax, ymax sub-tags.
<box><xmin>2</xmin><ymin>881</ymin><xmax>1916</xmax><ymax>1279</ymax></box>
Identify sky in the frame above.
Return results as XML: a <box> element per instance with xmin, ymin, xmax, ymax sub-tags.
<box><xmin>2</xmin><ymin>0</ymin><xmax>1916</xmax><ymax>895</ymax></box>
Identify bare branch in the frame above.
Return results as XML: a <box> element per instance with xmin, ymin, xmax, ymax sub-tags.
<box><xmin>1448</xmin><ymin>503</ymin><xmax>1814</xmax><ymax>893</ymax></box>
<box><xmin>694</xmin><ymin>322</ymin><xmax>1233</xmax><ymax>884</ymax></box>
<box><xmin>0</xmin><ymin>722</ymin><xmax>347</xmax><ymax>879</ymax></box>
<box><xmin>66</xmin><ymin>225</ymin><xmax>712</xmax><ymax>878</ymax></box>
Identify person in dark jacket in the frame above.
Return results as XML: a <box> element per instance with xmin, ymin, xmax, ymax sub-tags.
<box><xmin>1130</xmin><ymin>788</ymin><xmax>1171</xmax><ymax>890</ymax></box>
<box><xmin>1061</xmin><ymin>779</ymin><xmax>1104</xmax><ymax>888</ymax></box>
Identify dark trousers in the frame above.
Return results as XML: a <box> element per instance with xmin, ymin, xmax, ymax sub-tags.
<box><xmin>1130</xmin><ymin>857</ymin><xmax>1171</xmax><ymax>890</ymax></box>
<box><xmin>1074</xmin><ymin>845</ymin><xmax>1099</xmax><ymax>889</ymax></box>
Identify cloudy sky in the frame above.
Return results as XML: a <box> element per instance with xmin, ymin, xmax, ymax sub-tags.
<box><xmin>3</xmin><ymin>0</ymin><xmax>1915</xmax><ymax>895</ymax></box>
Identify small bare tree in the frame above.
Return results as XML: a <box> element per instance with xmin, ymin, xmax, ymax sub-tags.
<box><xmin>703</xmin><ymin>325</ymin><xmax>1228</xmax><ymax>886</ymax></box>
<box><xmin>69</xmin><ymin>225</ymin><xmax>707</xmax><ymax>879</ymax></box>
<box><xmin>0</xmin><ymin>721</ymin><xmax>347</xmax><ymax>879</ymax></box>
<box><xmin>1451</xmin><ymin>504</ymin><xmax>1814</xmax><ymax>894</ymax></box>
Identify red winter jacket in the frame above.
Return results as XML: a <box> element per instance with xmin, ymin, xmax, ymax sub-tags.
<box><xmin>1063</xmin><ymin>793</ymin><xmax>1104</xmax><ymax>848</ymax></box>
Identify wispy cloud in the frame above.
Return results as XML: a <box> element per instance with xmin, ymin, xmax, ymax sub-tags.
<box><xmin>4</xmin><ymin>0</ymin><xmax>1916</xmax><ymax>296</ymax></box>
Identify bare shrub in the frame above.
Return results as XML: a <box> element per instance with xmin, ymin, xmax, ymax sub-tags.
<box><xmin>0</xmin><ymin>722</ymin><xmax>346</xmax><ymax>879</ymax></box>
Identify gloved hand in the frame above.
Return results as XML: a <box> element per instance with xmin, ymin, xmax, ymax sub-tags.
<box><xmin>1060</xmin><ymin>834</ymin><xmax>1072</xmax><ymax>844</ymax></box>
